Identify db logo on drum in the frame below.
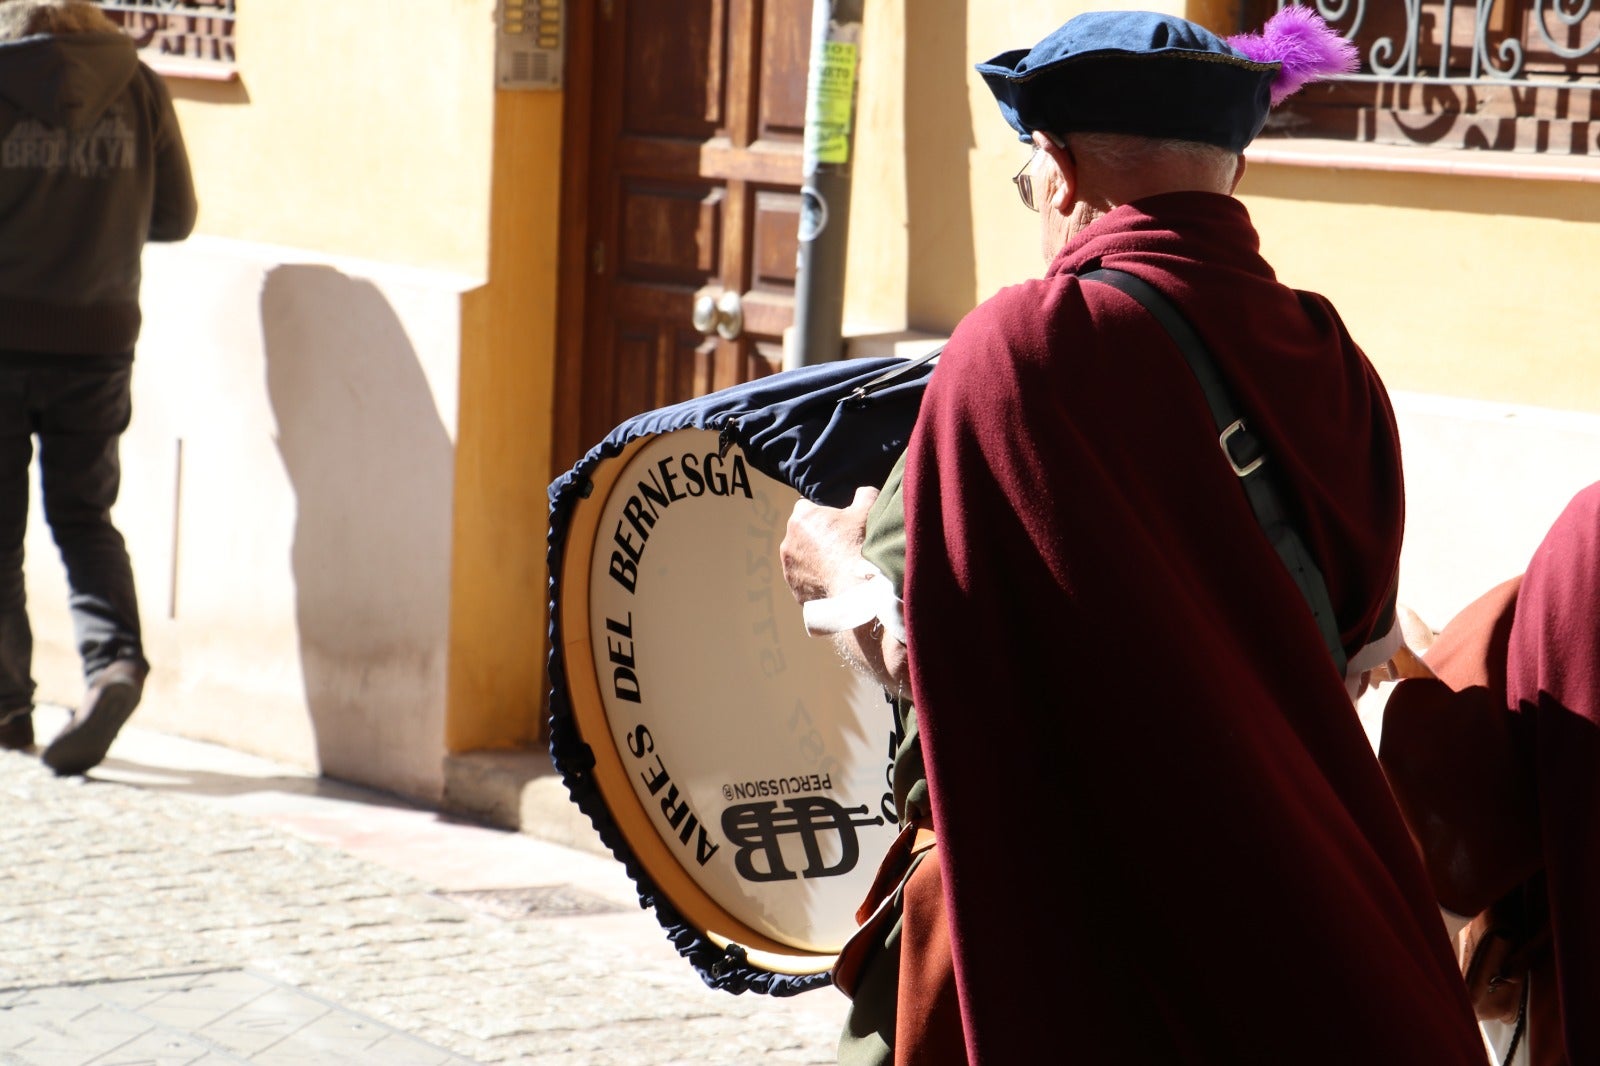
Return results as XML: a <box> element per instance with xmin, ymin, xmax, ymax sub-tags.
<box><xmin>722</xmin><ymin>797</ymin><xmax>884</xmax><ymax>882</ymax></box>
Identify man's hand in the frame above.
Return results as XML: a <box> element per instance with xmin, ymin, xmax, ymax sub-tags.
<box><xmin>780</xmin><ymin>486</ymin><xmax>880</xmax><ymax>605</ymax></box>
<box><xmin>779</xmin><ymin>485</ymin><xmax>908</xmax><ymax>692</ymax></box>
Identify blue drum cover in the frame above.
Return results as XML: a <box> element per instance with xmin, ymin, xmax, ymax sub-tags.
<box><xmin>546</xmin><ymin>354</ymin><xmax>934</xmax><ymax>996</ymax></box>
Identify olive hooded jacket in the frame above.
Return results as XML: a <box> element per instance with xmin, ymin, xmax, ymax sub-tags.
<box><xmin>0</xmin><ymin>29</ymin><xmax>196</xmax><ymax>355</ymax></box>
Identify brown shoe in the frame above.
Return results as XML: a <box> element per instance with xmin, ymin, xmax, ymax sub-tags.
<box><xmin>42</xmin><ymin>660</ymin><xmax>146</xmax><ymax>776</ymax></box>
<box><xmin>0</xmin><ymin>706</ymin><xmax>32</xmax><ymax>752</ymax></box>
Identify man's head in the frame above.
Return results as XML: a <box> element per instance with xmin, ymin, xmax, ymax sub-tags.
<box><xmin>982</xmin><ymin>8</ymin><xmax>1355</xmax><ymax>257</ymax></box>
<box><xmin>1018</xmin><ymin>130</ymin><xmax>1246</xmax><ymax>258</ymax></box>
<box><xmin>0</xmin><ymin>0</ymin><xmax>119</xmax><ymax>41</ymax></box>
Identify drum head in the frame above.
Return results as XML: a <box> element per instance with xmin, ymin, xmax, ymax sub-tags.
<box><xmin>557</xmin><ymin>428</ymin><xmax>897</xmax><ymax>976</ymax></box>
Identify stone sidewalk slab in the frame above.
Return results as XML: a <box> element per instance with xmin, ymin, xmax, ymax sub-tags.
<box><xmin>0</xmin><ymin>709</ymin><xmax>847</xmax><ymax>1064</ymax></box>
<box><xmin>1</xmin><ymin>970</ymin><xmax>478</xmax><ymax>1065</ymax></box>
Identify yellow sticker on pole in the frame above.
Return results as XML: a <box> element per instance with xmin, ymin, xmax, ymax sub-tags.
<box><xmin>804</xmin><ymin>27</ymin><xmax>859</xmax><ymax>171</ymax></box>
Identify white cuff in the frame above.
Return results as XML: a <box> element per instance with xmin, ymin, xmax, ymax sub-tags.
<box><xmin>801</xmin><ymin>568</ymin><xmax>906</xmax><ymax>644</ymax></box>
<box><xmin>1344</xmin><ymin>615</ymin><xmax>1403</xmax><ymax>703</ymax></box>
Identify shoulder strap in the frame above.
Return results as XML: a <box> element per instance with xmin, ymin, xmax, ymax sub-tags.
<box><xmin>844</xmin><ymin>345</ymin><xmax>944</xmax><ymax>408</ymax></box>
<box><xmin>1080</xmin><ymin>267</ymin><xmax>1349</xmax><ymax>677</ymax></box>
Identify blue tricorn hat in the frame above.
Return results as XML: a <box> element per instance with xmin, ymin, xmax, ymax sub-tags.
<box><xmin>976</xmin><ymin>9</ymin><xmax>1349</xmax><ymax>153</ymax></box>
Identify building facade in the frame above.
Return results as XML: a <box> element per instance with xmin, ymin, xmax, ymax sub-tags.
<box><xmin>22</xmin><ymin>0</ymin><xmax>1600</xmax><ymax>811</ymax></box>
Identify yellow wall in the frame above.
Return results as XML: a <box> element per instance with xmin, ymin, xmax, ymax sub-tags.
<box><xmin>838</xmin><ymin>0</ymin><xmax>1600</xmax><ymax>635</ymax></box>
<box><xmin>1240</xmin><ymin>165</ymin><xmax>1600</xmax><ymax>414</ymax></box>
<box><xmin>960</xmin><ymin>1</ymin><xmax>1087</xmax><ymax>320</ymax></box>
<box><xmin>448</xmin><ymin>90</ymin><xmax>564</xmax><ymax>752</ymax></box>
<box><xmin>184</xmin><ymin>0</ymin><xmax>563</xmax><ymax>758</ymax></box>
<box><xmin>170</xmin><ymin>0</ymin><xmax>496</xmax><ymax>276</ymax></box>
<box><xmin>174</xmin><ymin>1</ymin><xmax>563</xmax><ymax>753</ymax></box>
<box><xmin>850</xmin><ymin>0</ymin><xmax>1600</xmax><ymax>419</ymax></box>
<box><xmin>841</xmin><ymin>0</ymin><xmax>908</xmax><ymax>331</ymax></box>
<box><xmin>846</xmin><ymin>0</ymin><xmax>1194</xmax><ymax>334</ymax></box>
<box><xmin>1185</xmin><ymin>0</ymin><xmax>1240</xmax><ymax>34</ymax></box>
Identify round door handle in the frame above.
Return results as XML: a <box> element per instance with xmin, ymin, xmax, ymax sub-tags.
<box><xmin>692</xmin><ymin>294</ymin><xmax>719</xmax><ymax>334</ymax></box>
<box><xmin>691</xmin><ymin>291</ymin><xmax>745</xmax><ymax>340</ymax></box>
<box><xmin>714</xmin><ymin>291</ymin><xmax>743</xmax><ymax>340</ymax></box>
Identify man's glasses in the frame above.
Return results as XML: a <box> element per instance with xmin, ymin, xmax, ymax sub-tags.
<box><xmin>1013</xmin><ymin>147</ymin><xmax>1041</xmax><ymax>212</ymax></box>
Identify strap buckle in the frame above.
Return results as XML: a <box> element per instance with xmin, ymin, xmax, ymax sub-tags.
<box><xmin>1219</xmin><ymin>419</ymin><xmax>1265</xmax><ymax>477</ymax></box>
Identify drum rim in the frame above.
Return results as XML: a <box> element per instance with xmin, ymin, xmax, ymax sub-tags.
<box><xmin>557</xmin><ymin>429</ymin><xmax>837</xmax><ymax>976</ymax></box>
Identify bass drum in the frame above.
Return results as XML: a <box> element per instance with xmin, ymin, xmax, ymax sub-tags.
<box><xmin>547</xmin><ymin>355</ymin><xmax>934</xmax><ymax>995</ymax></box>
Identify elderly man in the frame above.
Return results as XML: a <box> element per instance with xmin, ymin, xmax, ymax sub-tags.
<box><xmin>781</xmin><ymin>10</ymin><xmax>1486</xmax><ymax>1064</ymax></box>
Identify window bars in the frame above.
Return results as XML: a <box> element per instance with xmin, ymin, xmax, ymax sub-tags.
<box><xmin>96</xmin><ymin>0</ymin><xmax>235</xmax><ymax>66</ymax></box>
<box><xmin>1278</xmin><ymin>0</ymin><xmax>1600</xmax><ymax>90</ymax></box>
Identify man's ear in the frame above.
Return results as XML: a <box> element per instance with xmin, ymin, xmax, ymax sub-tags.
<box><xmin>1230</xmin><ymin>154</ymin><xmax>1247</xmax><ymax>194</ymax></box>
<box><xmin>1034</xmin><ymin>131</ymin><xmax>1075</xmax><ymax>212</ymax></box>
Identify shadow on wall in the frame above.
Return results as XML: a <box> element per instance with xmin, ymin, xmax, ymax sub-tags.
<box><xmin>260</xmin><ymin>265</ymin><xmax>453</xmax><ymax>788</ymax></box>
<box><xmin>906</xmin><ymin>0</ymin><xmax>976</xmax><ymax>332</ymax></box>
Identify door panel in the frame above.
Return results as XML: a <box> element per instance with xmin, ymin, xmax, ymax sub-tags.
<box><xmin>618</xmin><ymin>183</ymin><xmax>723</xmax><ymax>283</ymax></box>
<box><xmin>759</xmin><ymin>0</ymin><xmax>812</xmax><ymax>136</ymax></box>
<box><xmin>623</xmin><ymin>1</ymin><xmax>725</xmax><ymax>138</ymax></box>
<box><xmin>572</xmin><ymin>0</ymin><xmax>811</xmax><ymax>459</ymax></box>
<box><xmin>751</xmin><ymin>189</ymin><xmax>801</xmax><ymax>293</ymax></box>
<box><xmin>613</xmin><ymin>321</ymin><xmax>718</xmax><ymax>419</ymax></box>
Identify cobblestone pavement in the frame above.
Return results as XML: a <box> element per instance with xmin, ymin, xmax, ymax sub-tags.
<box><xmin>0</xmin><ymin>709</ymin><xmax>847</xmax><ymax>1064</ymax></box>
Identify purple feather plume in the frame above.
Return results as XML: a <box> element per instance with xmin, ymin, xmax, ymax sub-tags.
<box><xmin>1227</xmin><ymin>5</ymin><xmax>1359</xmax><ymax>106</ymax></box>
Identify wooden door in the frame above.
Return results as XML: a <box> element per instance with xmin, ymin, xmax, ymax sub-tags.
<box><xmin>557</xmin><ymin>0</ymin><xmax>813</xmax><ymax>469</ymax></box>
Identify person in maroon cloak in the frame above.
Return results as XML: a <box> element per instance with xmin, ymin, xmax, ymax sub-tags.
<box><xmin>781</xmin><ymin>9</ymin><xmax>1486</xmax><ymax>1065</ymax></box>
<box><xmin>1379</xmin><ymin>480</ymin><xmax>1600</xmax><ymax>1065</ymax></box>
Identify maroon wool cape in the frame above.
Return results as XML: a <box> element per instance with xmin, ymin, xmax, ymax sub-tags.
<box><xmin>1385</xmin><ymin>483</ymin><xmax>1600</xmax><ymax>1065</ymax></box>
<box><xmin>899</xmin><ymin>193</ymin><xmax>1484</xmax><ymax>1063</ymax></box>
<box><xmin>1505</xmin><ymin>483</ymin><xmax>1600</xmax><ymax>1062</ymax></box>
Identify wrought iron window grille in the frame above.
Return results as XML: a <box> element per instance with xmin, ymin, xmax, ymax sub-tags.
<box><xmin>1279</xmin><ymin>0</ymin><xmax>1600</xmax><ymax>87</ymax></box>
<box><xmin>1261</xmin><ymin>1</ymin><xmax>1600</xmax><ymax>152</ymax></box>
<box><xmin>96</xmin><ymin>0</ymin><xmax>235</xmax><ymax>67</ymax></box>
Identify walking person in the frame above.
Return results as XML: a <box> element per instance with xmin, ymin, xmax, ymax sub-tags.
<box><xmin>0</xmin><ymin>0</ymin><xmax>196</xmax><ymax>774</ymax></box>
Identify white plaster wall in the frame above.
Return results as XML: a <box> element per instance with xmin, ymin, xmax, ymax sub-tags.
<box><xmin>24</xmin><ymin>236</ymin><xmax>474</xmax><ymax>802</ymax></box>
<box><xmin>1390</xmin><ymin>392</ymin><xmax>1600</xmax><ymax>634</ymax></box>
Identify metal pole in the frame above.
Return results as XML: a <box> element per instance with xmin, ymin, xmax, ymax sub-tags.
<box><xmin>788</xmin><ymin>0</ymin><xmax>865</xmax><ymax>369</ymax></box>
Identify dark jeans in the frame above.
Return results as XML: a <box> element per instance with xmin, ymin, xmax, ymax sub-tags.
<box><xmin>0</xmin><ymin>358</ymin><xmax>145</xmax><ymax>710</ymax></box>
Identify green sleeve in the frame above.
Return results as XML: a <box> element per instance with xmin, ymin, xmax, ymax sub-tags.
<box><xmin>834</xmin><ymin>450</ymin><xmax>925</xmax><ymax>1058</ymax></box>
<box><xmin>861</xmin><ymin>451</ymin><xmax>908</xmax><ymax>596</ymax></box>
